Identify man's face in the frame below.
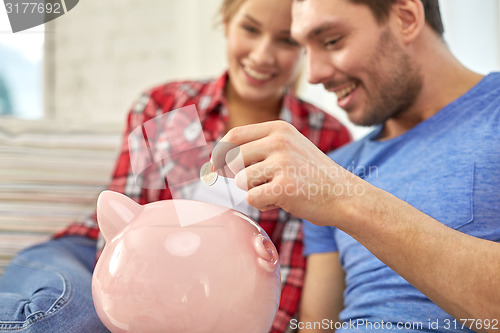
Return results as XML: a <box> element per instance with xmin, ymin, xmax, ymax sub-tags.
<box><xmin>291</xmin><ymin>0</ymin><xmax>422</xmax><ymax>127</ymax></box>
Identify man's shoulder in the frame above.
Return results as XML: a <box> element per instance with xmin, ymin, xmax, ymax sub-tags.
<box><xmin>450</xmin><ymin>72</ymin><xmax>500</xmax><ymax>130</ymax></box>
<box><xmin>464</xmin><ymin>72</ymin><xmax>500</xmax><ymax>105</ymax></box>
<box><xmin>481</xmin><ymin>72</ymin><xmax>500</xmax><ymax>88</ymax></box>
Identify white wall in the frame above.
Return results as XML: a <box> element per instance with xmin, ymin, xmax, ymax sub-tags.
<box><xmin>40</xmin><ymin>1</ymin><xmax>500</xmax><ymax>137</ymax></box>
<box><xmin>44</xmin><ymin>0</ymin><xmax>226</xmax><ymax>125</ymax></box>
<box><xmin>440</xmin><ymin>0</ymin><xmax>500</xmax><ymax>74</ymax></box>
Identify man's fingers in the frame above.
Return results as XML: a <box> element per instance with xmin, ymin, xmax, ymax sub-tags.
<box><xmin>211</xmin><ymin>142</ymin><xmax>239</xmax><ymax>172</ymax></box>
<box><xmin>212</xmin><ymin>120</ymin><xmax>292</xmax><ymax>168</ymax></box>
<box><xmin>225</xmin><ymin>147</ymin><xmax>245</xmax><ymax>175</ymax></box>
<box><xmin>218</xmin><ymin>165</ymin><xmax>236</xmax><ymax>179</ymax></box>
<box><xmin>234</xmin><ymin>161</ymin><xmax>270</xmax><ymax>191</ymax></box>
<box><xmin>212</xmin><ymin>138</ymin><xmax>273</xmax><ymax>177</ymax></box>
<box><xmin>221</xmin><ymin>121</ymin><xmax>280</xmax><ymax>145</ymax></box>
<box><xmin>246</xmin><ymin>182</ymin><xmax>278</xmax><ymax>211</ymax></box>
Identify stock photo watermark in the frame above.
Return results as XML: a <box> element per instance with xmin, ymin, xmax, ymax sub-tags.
<box><xmin>290</xmin><ymin>318</ymin><xmax>499</xmax><ymax>331</ymax></box>
<box><xmin>242</xmin><ymin>162</ymin><xmax>378</xmax><ymax>200</ymax></box>
<box><xmin>3</xmin><ymin>0</ymin><xmax>79</xmax><ymax>33</ymax></box>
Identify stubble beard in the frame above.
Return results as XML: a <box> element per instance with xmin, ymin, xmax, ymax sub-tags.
<box><xmin>355</xmin><ymin>28</ymin><xmax>423</xmax><ymax>127</ymax></box>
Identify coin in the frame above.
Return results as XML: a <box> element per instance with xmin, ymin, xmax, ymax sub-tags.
<box><xmin>200</xmin><ymin>161</ymin><xmax>218</xmax><ymax>186</ymax></box>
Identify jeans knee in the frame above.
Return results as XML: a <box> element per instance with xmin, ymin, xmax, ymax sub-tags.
<box><xmin>0</xmin><ymin>258</ymin><xmax>70</xmax><ymax>330</ymax></box>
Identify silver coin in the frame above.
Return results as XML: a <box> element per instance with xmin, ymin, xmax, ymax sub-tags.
<box><xmin>200</xmin><ymin>161</ymin><xmax>218</xmax><ymax>186</ymax></box>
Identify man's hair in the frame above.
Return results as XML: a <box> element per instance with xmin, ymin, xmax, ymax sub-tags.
<box><xmin>349</xmin><ymin>0</ymin><xmax>444</xmax><ymax>37</ymax></box>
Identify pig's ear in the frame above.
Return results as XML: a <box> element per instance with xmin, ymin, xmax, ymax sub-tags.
<box><xmin>97</xmin><ymin>190</ymin><xmax>142</xmax><ymax>242</ymax></box>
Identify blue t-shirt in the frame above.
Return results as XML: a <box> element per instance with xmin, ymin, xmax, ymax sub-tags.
<box><xmin>303</xmin><ymin>73</ymin><xmax>500</xmax><ymax>332</ymax></box>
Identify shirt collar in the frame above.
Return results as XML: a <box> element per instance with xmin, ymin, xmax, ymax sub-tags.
<box><xmin>200</xmin><ymin>72</ymin><xmax>306</xmax><ymax>130</ymax></box>
<box><xmin>198</xmin><ymin>72</ymin><xmax>229</xmax><ymax>121</ymax></box>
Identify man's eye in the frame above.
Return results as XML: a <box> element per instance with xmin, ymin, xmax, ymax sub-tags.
<box><xmin>324</xmin><ymin>37</ymin><xmax>342</xmax><ymax>48</ymax></box>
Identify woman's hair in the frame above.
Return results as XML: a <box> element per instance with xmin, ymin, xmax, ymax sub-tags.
<box><xmin>220</xmin><ymin>0</ymin><xmax>248</xmax><ymax>24</ymax></box>
<box><xmin>349</xmin><ymin>0</ymin><xmax>444</xmax><ymax>37</ymax></box>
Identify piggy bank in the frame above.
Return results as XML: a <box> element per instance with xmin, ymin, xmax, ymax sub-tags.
<box><xmin>92</xmin><ymin>190</ymin><xmax>280</xmax><ymax>333</ymax></box>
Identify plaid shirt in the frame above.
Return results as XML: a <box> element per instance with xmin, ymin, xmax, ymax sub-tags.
<box><xmin>56</xmin><ymin>72</ymin><xmax>350</xmax><ymax>333</ymax></box>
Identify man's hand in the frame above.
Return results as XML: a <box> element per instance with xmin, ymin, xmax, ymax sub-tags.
<box><xmin>211</xmin><ymin>120</ymin><xmax>366</xmax><ymax>227</ymax></box>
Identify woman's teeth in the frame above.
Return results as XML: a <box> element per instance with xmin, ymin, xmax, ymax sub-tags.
<box><xmin>336</xmin><ymin>83</ymin><xmax>357</xmax><ymax>100</ymax></box>
<box><xmin>244</xmin><ymin>66</ymin><xmax>272</xmax><ymax>81</ymax></box>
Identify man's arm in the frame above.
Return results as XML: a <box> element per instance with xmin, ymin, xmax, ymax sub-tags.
<box><xmin>213</xmin><ymin>121</ymin><xmax>500</xmax><ymax>332</ymax></box>
<box><xmin>299</xmin><ymin>252</ymin><xmax>345</xmax><ymax>333</ymax></box>
<box><xmin>347</xmin><ymin>187</ymin><xmax>500</xmax><ymax>332</ymax></box>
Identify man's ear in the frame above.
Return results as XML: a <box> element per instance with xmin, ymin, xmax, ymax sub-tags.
<box><xmin>392</xmin><ymin>0</ymin><xmax>425</xmax><ymax>44</ymax></box>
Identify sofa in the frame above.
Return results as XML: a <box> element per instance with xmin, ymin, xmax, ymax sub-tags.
<box><xmin>0</xmin><ymin>118</ymin><xmax>120</xmax><ymax>276</ymax></box>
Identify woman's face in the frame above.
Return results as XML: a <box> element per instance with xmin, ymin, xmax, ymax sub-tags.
<box><xmin>225</xmin><ymin>0</ymin><xmax>302</xmax><ymax>104</ymax></box>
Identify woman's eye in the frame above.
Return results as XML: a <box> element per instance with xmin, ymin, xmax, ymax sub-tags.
<box><xmin>281</xmin><ymin>37</ymin><xmax>299</xmax><ymax>47</ymax></box>
<box><xmin>242</xmin><ymin>25</ymin><xmax>259</xmax><ymax>34</ymax></box>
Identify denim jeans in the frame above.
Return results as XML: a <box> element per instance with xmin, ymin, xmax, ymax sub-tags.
<box><xmin>0</xmin><ymin>236</ymin><xmax>110</xmax><ymax>332</ymax></box>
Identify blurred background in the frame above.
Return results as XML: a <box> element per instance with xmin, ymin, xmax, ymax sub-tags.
<box><xmin>2</xmin><ymin>0</ymin><xmax>499</xmax><ymax>132</ymax></box>
<box><xmin>0</xmin><ymin>0</ymin><xmax>499</xmax><ymax>274</ymax></box>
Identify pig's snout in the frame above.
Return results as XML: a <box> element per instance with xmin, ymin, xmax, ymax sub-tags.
<box><xmin>254</xmin><ymin>235</ymin><xmax>279</xmax><ymax>273</ymax></box>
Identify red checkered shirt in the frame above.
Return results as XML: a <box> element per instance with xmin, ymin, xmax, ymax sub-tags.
<box><xmin>56</xmin><ymin>72</ymin><xmax>351</xmax><ymax>333</ymax></box>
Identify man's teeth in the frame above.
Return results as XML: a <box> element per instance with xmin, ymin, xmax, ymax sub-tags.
<box><xmin>244</xmin><ymin>66</ymin><xmax>272</xmax><ymax>80</ymax></box>
<box><xmin>335</xmin><ymin>83</ymin><xmax>357</xmax><ymax>100</ymax></box>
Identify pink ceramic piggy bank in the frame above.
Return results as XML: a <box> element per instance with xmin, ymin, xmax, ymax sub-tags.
<box><xmin>92</xmin><ymin>190</ymin><xmax>280</xmax><ymax>333</ymax></box>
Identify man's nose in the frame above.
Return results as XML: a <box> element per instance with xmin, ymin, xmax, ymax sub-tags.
<box><xmin>306</xmin><ymin>49</ymin><xmax>336</xmax><ymax>85</ymax></box>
